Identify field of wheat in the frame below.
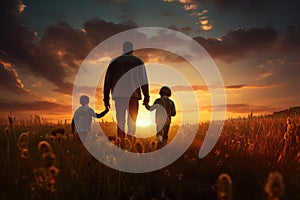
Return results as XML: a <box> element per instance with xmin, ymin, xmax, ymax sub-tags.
<box><xmin>0</xmin><ymin>114</ymin><xmax>299</xmax><ymax>200</ymax></box>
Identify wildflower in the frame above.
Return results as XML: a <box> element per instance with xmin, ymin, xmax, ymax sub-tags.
<box><xmin>4</xmin><ymin>127</ymin><xmax>9</xmax><ymax>136</ymax></box>
<box><xmin>163</xmin><ymin>169</ymin><xmax>171</xmax><ymax>177</ymax></box>
<box><xmin>41</xmin><ymin>152</ymin><xmax>56</xmax><ymax>168</ymax></box>
<box><xmin>177</xmin><ymin>172</ymin><xmax>184</xmax><ymax>181</ymax></box>
<box><xmin>114</xmin><ymin>137</ymin><xmax>121</xmax><ymax>147</ymax></box>
<box><xmin>17</xmin><ymin>132</ymin><xmax>29</xmax><ymax>150</ymax></box>
<box><xmin>50</xmin><ymin>128</ymin><xmax>65</xmax><ymax>136</ymax></box>
<box><xmin>217</xmin><ymin>173</ymin><xmax>233</xmax><ymax>200</ymax></box>
<box><xmin>265</xmin><ymin>171</ymin><xmax>284</xmax><ymax>200</ymax></box>
<box><xmin>48</xmin><ymin>166</ymin><xmax>60</xmax><ymax>176</ymax></box>
<box><xmin>134</xmin><ymin>140</ymin><xmax>144</xmax><ymax>153</ymax></box>
<box><xmin>146</xmin><ymin>140</ymin><xmax>157</xmax><ymax>152</ymax></box>
<box><xmin>71</xmin><ymin>170</ymin><xmax>78</xmax><ymax>179</ymax></box>
<box><xmin>37</xmin><ymin>141</ymin><xmax>53</xmax><ymax>155</ymax></box>
<box><xmin>20</xmin><ymin>148</ymin><xmax>29</xmax><ymax>158</ymax></box>
<box><xmin>124</xmin><ymin>138</ymin><xmax>132</xmax><ymax>151</ymax></box>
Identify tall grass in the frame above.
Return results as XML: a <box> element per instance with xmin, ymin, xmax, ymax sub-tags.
<box><xmin>0</xmin><ymin>115</ymin><xmax>299</xmax><ymax>199</ymax></box>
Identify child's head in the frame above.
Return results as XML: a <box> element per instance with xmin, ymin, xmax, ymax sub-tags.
<box><xmin>80</xmin><ymin>95</ymin><xmax>89</xmax><ymax>106</ymax></box>
<box><xmin>159</xmin><ymin>86</ymin><xmax>171</xmax><ymax>97</ymax></box>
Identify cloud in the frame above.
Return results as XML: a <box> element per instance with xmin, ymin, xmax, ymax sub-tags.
<box><xmin>149</xmin><ymin>84</ymin><xmax>276</xmax><ymax>94</ymax></box>
<box><xmin>257</xmin><ymin>69</ymin><xmax>273</xmax><ymax>79</ymax></box>
<box><xmin>0</xmin><ymin>99</ymin><xmax>71</xmax><ymax>113</ymax></box>
<box><xmin>0</xmin><ymin>61</ymin><xmax>29</xmax><ymax>94</ymax></box>
<box><xmin>225</xmin><ymin>83</ymin><xmax>277</xmax><ymax>89</ymax></box>
<box><xmin>203</xmin><ymin>103</ymin><xmax>278</xmax><ymax>114</ymax></box>
<box><xmin>134</xmin><ymin>48</ymin><xmax>185</xmax><ymax>63</ymax></box>
<box><xmin>168</xmin><ymin>25</ymin><xmax>193</xmax><ymax>35</ymax></box>
<box><xmin>162</xmin><ymin>0</ymin><xmax>213</xmax><ymax>31</ymax></box>
<box><xmin>0</xmin><ymin>0</ymin><xmax>136</xmax><ymax>95</ymax></box>
<box><xmin>202</xmin><ymin>0</ymin><xmax>280</xmax><ymax>13</ymax></box>
<box><xmin>194</xmin><ymin>27</ymin><xmax>279</xmax><ymax>62</ymax></box>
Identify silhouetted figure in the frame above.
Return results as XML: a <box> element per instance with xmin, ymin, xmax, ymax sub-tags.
<box><xmin>103</xmin><ymin>41</ymin><xmax>149</xmax><ymax>147</ymax></box>
<box><xmin>72</xmin><ymin>95</ymin><xmax>108</xmax><ymax>143</ymax></box>
<box><xmin>145</xmin><ymin>86</ymin><xmax>176</xmax><ymax>148</ymax></box>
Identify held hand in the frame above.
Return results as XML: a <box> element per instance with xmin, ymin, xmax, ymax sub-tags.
<box><xmin>144</xmin><ymin>103</ymin><xmax>150</xmax><ymax>110</ymax></box>
<box><xmin>143</xmin><ymin>96</ymin><xmax>150</xmax><ymax>105</ymax></box>
<box><xmin>104</xmin><ymin>107</ymin><xmax>110</xmax><ymax>113</ymax></box>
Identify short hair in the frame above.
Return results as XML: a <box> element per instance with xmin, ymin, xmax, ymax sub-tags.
<box><xmin>159</xmin><ymin>86</ymin><xmax>171</xmax><ymax>97</ymax></box>
<box><xmin>123</xmin><ymin>41</ymin><xmax>133</xmax><ymax>53</ymax></box>
<box><xmin>80</xmin><ymin>95</ymin><xmax>89</xmax><ymax>106</ymax></box>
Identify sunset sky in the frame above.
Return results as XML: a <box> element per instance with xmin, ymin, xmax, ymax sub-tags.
<box><xmin>0</xmin><ymin>0</ymin><xmax>299</xmax><ymax>124</ymax></box>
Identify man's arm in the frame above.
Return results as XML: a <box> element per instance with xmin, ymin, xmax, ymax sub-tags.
<box><xmin>96</xmin><ymin>108</ymin><xmax>109</xmax><ymax>118</ymax></box>
<box><xmin>103</xmin><ymin>66</ymin><xmax>111</xmax><ymax>109</ymax></box>
<box><xmin>139</xmin><ymin>62</ymin><xmax>150</xmax><ymax>104</ymax></box>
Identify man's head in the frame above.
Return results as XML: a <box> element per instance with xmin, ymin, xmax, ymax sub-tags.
<box><xmin>80</xmin><ymin>95</ymin><xmax>89</xmax><ymax>106</ymax></box>
<box><xmin>123</xmin><ymin>41</ymin><xmax>133</xmax><ymax>54</ymax></box>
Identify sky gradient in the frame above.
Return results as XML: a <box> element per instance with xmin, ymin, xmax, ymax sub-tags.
<box><xmin>0</xmin><ymin>0</ymin><xmax>299</xmax><ymax>124</ymax></box>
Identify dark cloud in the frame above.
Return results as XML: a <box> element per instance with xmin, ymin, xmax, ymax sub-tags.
<box><xmin>203</xmin><ymin>0</ymin><xmax>297</xmax><ymax>14</ymax></box>
<box><xmin>0</xmin><ymin>100</ymin><xmax>71</xmax><ymax>113</ymax></box>
<box><xmin>0</xmin><ymin>0</ymin><xmax>135</xmax><ymax>95</ymax></box>
<box><xmin>134</xmin><ymin>48</ymin><xmax>185</xmax><ymax>63</ymax></box>
<box><xmin>0</xmin><ymin>0</ymin><xmax>36</xmax><ymax>65</ymax></box>
<box><xmin>161</xmin><ymin>9</ymin><xmax>174</xmax><ymax>17</ymax></box>
<box><xmin>83</xmin><ymin>18</ymin><xmax>136</xmax><ymax>45</ymax></box>
<box><xmin>194</xmin><ymin>26</ymin><xmax>300</xmax><ymax>62</ymax></box>
<box><xmin>168</xmin><ymin>25</ymin><xmax>193</xmax><ymax>35</ymax></box>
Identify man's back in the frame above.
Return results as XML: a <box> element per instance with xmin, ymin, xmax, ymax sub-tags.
<box><xmin>107</xmin><ymin>53</ymin><xmax>144</xmax><ymax>90</ymax></box>
<box><xmin>104</xmin><ymin>52</ymin><xmax>148</xmax><ymax>102</ymax></box>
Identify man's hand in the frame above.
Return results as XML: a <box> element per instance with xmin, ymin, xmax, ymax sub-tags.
<box><xmin>143</xmin><ymin>95</ymin><xmax>150</xmax><ymax>105</ymax></box>
<box><xmin>144</xmin><ymin>103</ymin><xmax>150</xmax><ymax>110</ymax></box>
<box><xmin>104</xmin><ymin>100</ymin><xmax>110</xmax><ymax>110</ymax></box>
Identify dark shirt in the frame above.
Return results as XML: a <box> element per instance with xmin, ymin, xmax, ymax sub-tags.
<box><xmin>150</xmin><ymin>97</ymin><xmax>176</xmax><ymax>125</ymax></box>
<box><xmin>103</xmin><ymin>53</ymin><xmax>149</xmax><ymax>106</ymax></box>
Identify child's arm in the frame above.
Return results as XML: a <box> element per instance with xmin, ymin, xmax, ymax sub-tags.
<box><xmin>171</xmin><ymin>101</ymin><xmax>176</xmax><ymax>117</ymax></box>
<box><xmin>145</xmin><ymin>99</ymin><xmax>158</xmax><ymax>111</ymax></box>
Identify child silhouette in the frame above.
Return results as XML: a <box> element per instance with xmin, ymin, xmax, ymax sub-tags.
<box><xmin>72</xmin><ymin>95</ymin><xmax>108</xmax><ymax>143</ymax></box>
<box><xmin>145</xmin><ymin>86</ymin><xmax>176</xmax><ymax>148</ymax></box>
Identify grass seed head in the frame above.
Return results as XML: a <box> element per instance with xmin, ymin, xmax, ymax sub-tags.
<box><xmin>217</xmin><ymin>173</ymin><xmax>233</xmax><ymax>200</ymax></box>
<box><xmin>37</xmin><ymin>141</ymin><xmax>53</xmax><ymax>155</ymax></box>
<box><xmin>265</xmin><ymin>171</ymin><xmax>284</xmax><ymax>199</ymax></box>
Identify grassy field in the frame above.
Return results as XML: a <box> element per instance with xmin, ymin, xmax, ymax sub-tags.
<box><xmin>0</xmin><ymin>115</ymin><xmax>299</xmax><ymax>200</ymax></box>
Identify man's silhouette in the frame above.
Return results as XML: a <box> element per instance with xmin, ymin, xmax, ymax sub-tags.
<box><xmin>103</xmin><ymin>41</ymin><xmax>149</xmax><ymax>147</ymax></box>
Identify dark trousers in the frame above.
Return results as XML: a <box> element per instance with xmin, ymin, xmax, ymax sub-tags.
<box><xmin>114</xmin><ymin>97</ymin><xmax>139</xmax><ymax>140</ymax></box>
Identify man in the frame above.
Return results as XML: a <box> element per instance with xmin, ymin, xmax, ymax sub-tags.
<box><xmin>103</xmin><ymin>41</ymin><xmax>149</xmax><ymax>147</ymax></box>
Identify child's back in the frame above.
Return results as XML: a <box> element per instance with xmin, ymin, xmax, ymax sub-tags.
<box><xmin>73</xmin><ymin>105</ymin><xmax>96</xmax><ymax>132</ymax></box>
<box><xmin>151</xmin><ymin>97</ymin><xmax>176</xmax><ymax>125</ymax></box>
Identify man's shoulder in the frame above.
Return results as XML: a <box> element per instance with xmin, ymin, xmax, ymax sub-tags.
<box><xmin>110</xmin><ymin>54</ymin><xmax>144</xmax><ymax>65</ymax></box>
<box><xmin>124</xmin><ymin>54</ymin><xmax>144</xmax><ymax>64</ymax></box>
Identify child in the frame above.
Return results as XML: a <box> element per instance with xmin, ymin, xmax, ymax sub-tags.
<box><xmin>72</xmin><ymin>95</ymin><xmax>109</xmax><ymax>143</ymax></box>
<box><xmin>145</xmin><ymin>86</ymin><xmax>176</xmax><ymax>148</ymax></box>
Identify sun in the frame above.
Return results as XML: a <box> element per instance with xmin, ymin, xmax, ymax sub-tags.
<box><xmin>136</xmin><ymin>116</ymin><xmax>152</xmax><ymax>127</ymax></box>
